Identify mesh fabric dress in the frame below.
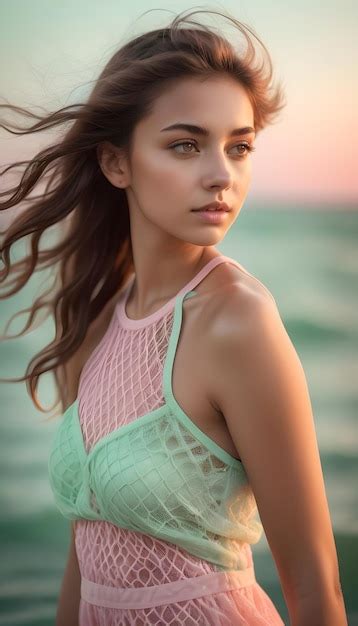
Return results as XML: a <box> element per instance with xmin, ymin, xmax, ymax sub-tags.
<box><xmin>48</xmin><ymin>255</ymin><xmax>285</xmax><ymax>625</ymax></box>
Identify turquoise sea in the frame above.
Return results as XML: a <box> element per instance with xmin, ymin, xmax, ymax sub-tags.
<box><xmin>0</xmin><ymin>207</ymin><xmax>357</xmax><ymax>625</ymax></box>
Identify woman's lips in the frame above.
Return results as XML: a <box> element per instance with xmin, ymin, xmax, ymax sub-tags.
<box><xmin>191</xmin><ymin>209</ymin><xmax>230</xmax><ymax>224</ymax></box>
<box><xmin>192</xmin><ymin>201</ymin><xmax>231</xmax><ymax>212</ymax></box>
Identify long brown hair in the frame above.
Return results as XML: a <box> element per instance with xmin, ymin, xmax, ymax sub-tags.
<box><xmin>0</xmin><ymin>8</ymin><xmax>286</xmax><ymax>414</ymax></box>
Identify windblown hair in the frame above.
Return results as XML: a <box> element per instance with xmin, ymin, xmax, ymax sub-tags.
<box><xmin>0</xmin><ymin>7</ymin><xmax>286</xmax><ymax>414</ymax></box>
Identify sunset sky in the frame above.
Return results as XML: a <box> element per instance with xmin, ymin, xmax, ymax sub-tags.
<box><xmin>0</xmin><ymin>0</ymin><xmax>357</xmax><ymax>207</ymax></box>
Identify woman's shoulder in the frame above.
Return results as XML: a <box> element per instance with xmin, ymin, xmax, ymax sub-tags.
<box><xmin>192</xmin><ymin>261</ymin><xmax>282</xmax><ymax>419</ymax></box>
<box><xmin>202</xmin><ymin>260</ymin><xmax>278</xmax><ymax>338</ymax></box>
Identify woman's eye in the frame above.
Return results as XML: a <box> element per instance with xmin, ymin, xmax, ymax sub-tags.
<box><xmin>170</xmin><ymin>141</ymin><xmax>197</xmax><ymax>154</ymax></box>
<box><xmin>232</xmin><ymin>143</ymin><xmax>256</xmax><ymax>156</ymax></box>
<box><xmin>169</xmin><ymin>141</ymin><xmax>255</xmax><ymax>157</ymax></box>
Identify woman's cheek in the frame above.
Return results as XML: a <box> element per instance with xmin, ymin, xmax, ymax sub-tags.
<box><xmin>150</xmin><ymin>157</ymin><xmax>190</xmax><ymax>186</ymax></box>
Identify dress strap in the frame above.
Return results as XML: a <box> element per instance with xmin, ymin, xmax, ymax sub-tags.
<box><xmin>163</xmin><ymin>255</ymin><xmax>243</xmax><ymax>413</ymax></box>
<box><xmin>177</xmin><ymin>255</ymin><xmax>242</xmax><ymax>300</ymax></box>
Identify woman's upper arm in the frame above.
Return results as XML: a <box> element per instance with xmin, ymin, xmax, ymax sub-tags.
<box><xmin>212</xmin><ymin>287</ymin><xmax>342</xmax><ymax>601</ymax></box>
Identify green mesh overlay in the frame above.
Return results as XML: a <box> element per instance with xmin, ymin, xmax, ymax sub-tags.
<box><xmin>48</xmin><ymin>290</ymin><xmax>263</xmax><ymax>571</ymax></box>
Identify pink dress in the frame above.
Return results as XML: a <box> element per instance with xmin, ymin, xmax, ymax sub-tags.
<box><xmin>52</xmin><ymin>255</ymin><xmax>285</xmax><ymax>625</ymax></box>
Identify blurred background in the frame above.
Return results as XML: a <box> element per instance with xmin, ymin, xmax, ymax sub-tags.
<box><xmin>0</xmin><ymin>1</ymin><xmax>357</xmax><ymax>624</ymax></box>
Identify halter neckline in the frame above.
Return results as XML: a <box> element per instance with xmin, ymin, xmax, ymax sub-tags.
<box><xmin>116</xmin><ymin>254</ymin><xmax>234</xmax><ymax>330</ymax></box>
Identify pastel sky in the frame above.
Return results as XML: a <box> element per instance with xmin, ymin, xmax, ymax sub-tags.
<box><xmin>0</xmin><ymin>0</ymin><xmax>357</xmax><ymax>207</ymax></box>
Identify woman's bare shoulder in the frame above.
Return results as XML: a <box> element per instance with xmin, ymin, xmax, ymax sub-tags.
<box><xmin>191</xmin><ymin>262</ymin><xmax>279</xmax><ymax>404</ymax></box>
<box><xmin>204</xmin><ymin>261</ymin><xmax>278</xmax><ymax>339</ymax></box>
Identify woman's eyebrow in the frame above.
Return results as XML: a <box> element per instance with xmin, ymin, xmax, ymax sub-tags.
<box><xmin>160</xmin><ymin>122</ymin><xmax>256</xmax><ymax>137</ymax></box>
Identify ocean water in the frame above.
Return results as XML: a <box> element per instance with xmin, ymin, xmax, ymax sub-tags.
<box><xmin>0</xmin><ymin>207</ymin><xmax>357</xmax><ymax>625</ymax></box>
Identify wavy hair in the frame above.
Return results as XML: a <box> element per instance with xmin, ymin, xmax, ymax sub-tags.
<box><xmin>0</xmin><ymin>7</ymin><xmax>286</xmax><ymax>414</ymax></box>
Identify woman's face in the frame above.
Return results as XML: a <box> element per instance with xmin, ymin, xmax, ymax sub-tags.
<box><xmin>107</xmin><ymin>75</ymin><xmax>255</xmax><ymax>248</ymax></box>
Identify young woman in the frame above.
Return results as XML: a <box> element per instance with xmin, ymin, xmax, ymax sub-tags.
<box><xmin>0</xmin><ymin>8</ymin><xmax>347</xmax><ymax>626</ymax></box>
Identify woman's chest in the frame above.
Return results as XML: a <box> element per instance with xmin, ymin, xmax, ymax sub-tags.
<box><xmin>77</xmin><ymin>293</ymin><xmax>241</xmax><ymax>462</ymax></box>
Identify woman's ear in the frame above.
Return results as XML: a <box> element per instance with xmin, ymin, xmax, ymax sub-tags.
<box><xmin>96</xmin><ymin>141</ymin><xmax>130</xmax><ymax>189</ymax></box>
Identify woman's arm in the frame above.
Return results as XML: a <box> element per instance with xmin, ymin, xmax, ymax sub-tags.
<box><xmin>55</xmin><ymin>348</ymin><xmax>84</xmax><ymax>626</ymax></box>
<box><xmin>55</xmin><ymin>522</ymin><xmax>81</xmax><ymax>626</ymax></box>
<box><xmin>210</xmin><ymin>285</ymin><xmax>348</xmax><ymax>626</ymax></box>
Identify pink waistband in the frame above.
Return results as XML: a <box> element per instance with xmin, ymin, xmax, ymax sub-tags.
<box><xmin>81</xmin><ymin>566</ymin><xmax>256</xmax><ymax>610</ymax></box>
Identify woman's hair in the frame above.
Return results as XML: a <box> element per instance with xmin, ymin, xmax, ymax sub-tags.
<box><xmin>0</xmin><ymin>7</ymin><xmax>286</xmax><ymax>414</ymax></box>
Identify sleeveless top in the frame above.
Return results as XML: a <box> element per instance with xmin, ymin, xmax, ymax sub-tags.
<box><xmin>48</xmin><ymin>255</ymin><xmax>264</xmax><ymax>574</ymax></box>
